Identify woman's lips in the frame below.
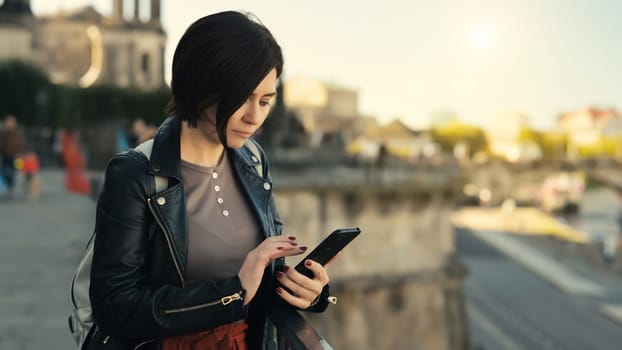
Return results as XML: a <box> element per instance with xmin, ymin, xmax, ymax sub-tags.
<box><xmin>233</xmin><ymin>130</ymin><xmax>253</xmax><ymax>138</ymax></box>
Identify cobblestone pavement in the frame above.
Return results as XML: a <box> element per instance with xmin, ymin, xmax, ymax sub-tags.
<box><xmin>0</xmin><ymin>170</ymin><xmax>95</xmax><ymax>350</ymax></box>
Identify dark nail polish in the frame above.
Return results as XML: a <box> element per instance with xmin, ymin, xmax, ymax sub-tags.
<box><xmin>277</xmin><ymin>246</ymin><xmax>283</xmax><ymax>250</ymax></box>
<box><xmin>276</xmin><ymin>287</ymin><xmax>283</xmax><ymax>294</ymax></box>
<box><xmin>276</xmin><ymin>272</ymin><xmax>284</xmax><ymax>278</ymax></box>
<box><xmin>290</xmin><ymin>242</ymin><xmax>298</xmax><ymax>246</ymax></box>
<box><xmin>282</xmin><ymin>265</ymin><xmax>290</xmax><ymax>272</ymax></box>
<box><xmin>305</xmin><ymin>260</ymin><xmax>312</xmax><ymax>267</ymax></box>
<box><xmin>300</xmin><ymin>246</ymin><xmax>308</xmax><ymax>251</ymax></box>
<box><xmin>288</xmin><ymin>236</ymin><xmax>296</xmax><ymax>240</ymax></box>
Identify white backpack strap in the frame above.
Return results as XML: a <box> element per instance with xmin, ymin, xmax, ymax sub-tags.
<box><xmin>245</xmin><ymin>139</ymin><xmax>263</xmax><ymax>177</ymax></box>
<box><xmin>134</xmin><ymin>139</ymin><xmax>167</xmax><ymax>192</ymax></box>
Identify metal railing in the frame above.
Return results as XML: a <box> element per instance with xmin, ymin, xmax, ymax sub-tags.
<box><xmin>269</xmin><ymin>304</ymin><xmax>333</xmax><ymax>350</ymax></box>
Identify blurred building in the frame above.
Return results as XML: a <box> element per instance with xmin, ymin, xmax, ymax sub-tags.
<box><xmin>349</xmin><ymin>119</ymin><xmax>434</xmax><ymax>161</ymax></box>
<box><xmin>487</xmin><ymin>111</ymin><xmax>542</xmax><ymax>163</ymax></box>
<box><xmin>0</xmin><ymin>0</ymin><xmax>165</xmax><ymax>90</ymax></box>
<box><xmin>284</xmin><ymin>77</ymin><xmax>376</xmax><ymax>149</ymax></box>
<box><xmin>557</xmin><ymin>107</ymin><xmax>622</xmax><ymax>146</ymax></box>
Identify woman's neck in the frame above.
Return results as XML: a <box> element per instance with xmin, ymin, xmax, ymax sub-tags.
<box><xmin>180</xmin><ymin>121</ymin><xmax>225</xmax><ymax>167</ymax></box>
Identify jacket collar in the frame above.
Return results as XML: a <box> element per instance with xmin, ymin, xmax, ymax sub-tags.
<box><xmin>229</xmin><ymin>140</ymin><xmax>264</xmax><ymax>178</ymax></box>
<box><xmin>149</xmin><ymin>116</ymin><xmax>263</xmax><ymax>179</ymax></box>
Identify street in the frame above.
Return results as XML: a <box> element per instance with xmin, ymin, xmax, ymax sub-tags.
<box><xmin>457</xmin><ymin>228</ymin><xmax>622</xmax><ymax>350</ymax></box>
<box><xmin>0</xmin><ymin>170</ymin><xmax>94</xmax><ymax>349</ymax></box>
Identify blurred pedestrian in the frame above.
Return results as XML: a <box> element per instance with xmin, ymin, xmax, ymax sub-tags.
<box><xmin>52</xmin><ymin>129</ymin><xmax>65</xmax><ymax>167</ymax></box>
<box><xmin>87</xmin><ymin>11</ymin><xmax>334</xmax><ymax>350</ymax></box>
<box><xmin>60</xmin><ymin>128</ymin><xmax>90</xmax><ymax>195</ymax></box>
<box><xmin>131</xmin><ymin>117</ymin><xmax>157</xmax><ymax>146</ymax></box>
<box><xmin>374</xmin><ymin>142</ymin><xmax>389</xmax><ymax>183</ymax></box>
<box><xmin>0</xmin><ymin>114</ymin><xmax>25</xmax><ymax>196</ymax></box>
<box><xmin>15</xmin><ymin>149</ymin><xmax>41</xmax><ymax>202</ymax></box>
<box><xmin>376</xmin><ymin>142</ymin><xmax>389</xmax><ymax>168</ymax></box>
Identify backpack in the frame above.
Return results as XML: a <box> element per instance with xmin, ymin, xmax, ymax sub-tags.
<box><xmin>68</xmin><ymin>139</ymin><xmax>264</xmax><ymax>349</ymax></box>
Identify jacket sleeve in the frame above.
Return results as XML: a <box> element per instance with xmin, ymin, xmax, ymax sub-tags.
<box><xmin>90</xmin><ymin>153</ymin><xmax>247</xmax><ymax>340</ymax></box>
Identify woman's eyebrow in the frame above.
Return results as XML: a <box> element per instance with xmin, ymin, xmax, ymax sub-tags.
<box><xmin>251</xmin><ymin>92</ymin><xmax>277</xmax><ymax>98</ymax></box>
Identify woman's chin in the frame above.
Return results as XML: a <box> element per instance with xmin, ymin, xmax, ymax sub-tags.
<box><xmin>227</xmin><ymin>139</ymin><xmax>246</xmax><ymax>149</ymax></box>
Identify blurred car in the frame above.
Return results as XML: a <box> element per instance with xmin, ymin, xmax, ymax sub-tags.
<box><xmin>458</xmin><ymin>183</ymin><xmax>493</xmax><ymax>207</ymax></box>
<box><xmin>541</xmin><ymin>171</ymin><xmax>585</xmax><ymax>214</ymax></box>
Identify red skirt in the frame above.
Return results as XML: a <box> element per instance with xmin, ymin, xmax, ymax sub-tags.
<box><xmin>161</xmin><ymin>322</ymin><xmax>247</xmax><ymax>350</ymax></box>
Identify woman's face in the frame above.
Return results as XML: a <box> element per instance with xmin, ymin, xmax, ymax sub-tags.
<box><xmin>226</xmin><ymin>68</ymin><xmax>278</xmax><ymax>148</ymax></box>
<box><xmin>200</xmin><ymin>68</ymin><xmax>278</xmax><ymax>149</ymax></box>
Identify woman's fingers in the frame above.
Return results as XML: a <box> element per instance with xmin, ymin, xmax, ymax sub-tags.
<box><xmin>275</xmin><ymin>262</ymin><xmax>327</xmax><ymax>304</ymax></box>
<box><xmin>256</xmin><ymin>236</ymin><xmax>337</xmax><ymax>309</ymax></box>
<box><xmin>255</xmin><ymin>237</ymin><xmax>307</xmax><ymax>266</ymax></box>
<box><xmin>275</xmin><ymin>286</ymin><xmax>310</xmax><ymax>309</ymax></box>
<box><xmin>239</xmin><ymin>235</ymin><xmax>305</xmax><ymax>305</ymax></box>
<box><xmin>275</xmin><ymin>267</ymin><xmax>322</xmax><ymax>309</ymax></box>
<box><xmin>298</xmin><ymin>260</ymin><xmax>329</xmax><ymax>284</ymax></box>
<box><xmin>275</xmin><ymin>271</ymin><xmax>317</xmax><ymax>301</ymax></box>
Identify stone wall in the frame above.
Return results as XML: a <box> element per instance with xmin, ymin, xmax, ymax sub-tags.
<box><xmin>274</xmin><ymin>181</ymin><xmax>469</xmax><ymax>350</ymax></box>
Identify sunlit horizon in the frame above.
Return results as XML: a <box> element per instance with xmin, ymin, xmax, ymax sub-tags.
<box><xmin>469</xmin><ymin>23</ymin><xmax>494</xmax><ymax>50</ymax></box>
<box><xmin>28</xmin><ymin>0</ymin><xmax>622</xmax><ymax>131</ymax></box>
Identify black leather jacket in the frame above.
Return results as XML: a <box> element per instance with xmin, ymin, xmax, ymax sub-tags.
<box><xmin>89</xmin><ymin>117</ymin><xmax>323</xmax><ymax>350</ymax></box>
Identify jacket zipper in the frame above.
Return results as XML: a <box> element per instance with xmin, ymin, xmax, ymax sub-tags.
<box><xmin>163</xmin><ymin>292</ymin><xmax>243</xmax><ymax>314</ymax></box>
<box><xmin>101</xmin><ymin>333</ymin><xmax>157</xmax><ymax>348</ymax></box>
<box><xmin>147</xmin><ymin>198</ymin><xmax>185</xmax><ymax>288</ymax></box>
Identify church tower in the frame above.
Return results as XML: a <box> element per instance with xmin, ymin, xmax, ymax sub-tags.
<box><xmin>0</xmin><ymin>0</ymin><xmax>34</xmax><ymax>23</ymax></box>
<box><xmin>0</xmin><ymin>0</ymin><xmax>35</xmax><ymax>60</ymax></box>
<box><xmin>0</xmin><ymin>0</ymin><xmax>33</xmax><ymax>15</ymax></box>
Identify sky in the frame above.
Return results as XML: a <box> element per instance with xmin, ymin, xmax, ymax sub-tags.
<box><xmin>28</xmin><ymin>0</ymin><xmax>622</xmax><ymax>131</ymax></box>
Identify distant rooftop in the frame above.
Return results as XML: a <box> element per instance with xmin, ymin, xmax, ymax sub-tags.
<box><xmin>38</xmin><ymin>5</ymin><xmax>103</xmax><ymax>23</ymax></box>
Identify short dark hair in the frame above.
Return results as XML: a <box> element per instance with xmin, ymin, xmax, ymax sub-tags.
<box><xmin>165</xmin><ymin>11</ymin><xmax>283</xmax><ymax>144</ymax></box>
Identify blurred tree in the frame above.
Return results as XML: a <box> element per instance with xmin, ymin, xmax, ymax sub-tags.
<box><xmin>0</xmin><ymin>60</ymin><xmax>52</xmax><ymax>126</ymax></box>
<box><xmin>124</xmin><ymin>87</ymin><xmax>171</xmax><ymax>126</ymax></box>
<box><xmin>519</xmin><ymin>127</ymin><xmax>567</xmax><ymax>161</ymax></box>
<box><xmin>47</xmin><ymin>85</ymin><xmax>170</xmax><ymax>128</ymax></box>
<box><xmin>0</xmin><ymin>59</ymin><xmax>171</xmax><ymax>128</ymax></box>
<box><xmin>255</xmin><ymin>79</ymin><xmax>286</xmax><ymax>150</ymax></box>
<box><xmin>577</xmin><ymin>136</ymin><xmax>622</xmax><ymax>158</ymax></box>
<box><xmin>518</xmin><ymin>127</ymin><xmax>537</xmax><ymax>143</ymax></box>
<box><xmin>431</xmin><ymin>120</ymin><xmax>487</xmax><ymax>157</ymax></box>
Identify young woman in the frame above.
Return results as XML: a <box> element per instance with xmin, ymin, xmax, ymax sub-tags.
<box><xmin>89</xmin><ymin>11</ymin><xmax>332</xmax><ymax>350</ymax></box>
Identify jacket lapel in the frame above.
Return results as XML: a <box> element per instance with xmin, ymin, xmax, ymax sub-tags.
<box><xmin>147</xmin><ymin>117</ymin><xmax>188</xmax><ymax>278</ymax></box>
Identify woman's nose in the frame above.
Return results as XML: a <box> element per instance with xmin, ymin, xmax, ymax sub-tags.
<box><xmin>243</xmin><ymin>102</ymin><xmax>261</xmax><ymax>124</ymax></box>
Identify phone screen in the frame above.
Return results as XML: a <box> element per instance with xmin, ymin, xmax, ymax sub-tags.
<box><xmin>294</xmin><ymin>227</ymin><xmax>361</xmax><ymax>278</ymax></box>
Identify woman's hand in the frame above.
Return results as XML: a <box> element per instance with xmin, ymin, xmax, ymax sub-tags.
<box><xmin>238</xmin><ymin>236</ymin><xmax>306</xmax><ymax>305</ymax></box>
<box><xmin>275</xmin><ymin>260</ymin><xmax>331</xmax><ymax>309</ymax></box>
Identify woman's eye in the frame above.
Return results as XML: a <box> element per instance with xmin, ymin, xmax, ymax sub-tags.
<box><xmin>260</xmin><ymin>100</ymin><xmax>271</xmax><ymax>107</ymax></box>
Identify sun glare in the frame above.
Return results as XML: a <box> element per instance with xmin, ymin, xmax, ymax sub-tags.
<box><xmin>469</xmin><ymin>24</ymin><xmax>494</xmax><ymax>49</ymax></box>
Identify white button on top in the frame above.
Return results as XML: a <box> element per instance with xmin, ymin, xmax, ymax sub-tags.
<box><xmin>217</xmin><ymin>197</ymin><xmax>224</xmax><ymax>204</ymax></box>
<box><xmin>222</xmin><ymin>210</ymin><xmax>230</xmax><ymax>216</ymax></box>
<box><xmin>212</xmin><ymin>172</ymin><xmax>218</xmax><ymax>179</ymax></box>
<box><xmin>214</xmin><ymin>185</ymin><xmax>220</xmax><ymax>192</ymax></box>
<box><xmin>156</xmin><ymin>197</ymin><xmax>166</xmax><ymax>206</ymax></box>
<box><xmin>251</xmin><ymin>156</ymin><xmax>259</xmax><ymax>163</ymax></box>
<box><xmin>263</xmin><ymin>182</ymin><xmax>271</xmax><ymax>191</ymax></box>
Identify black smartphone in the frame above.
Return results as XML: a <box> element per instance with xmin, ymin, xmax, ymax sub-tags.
<box><xmin>294</xmin><ymin>227</ymin><xmax>361</xmax><ymax>278</ymax></box>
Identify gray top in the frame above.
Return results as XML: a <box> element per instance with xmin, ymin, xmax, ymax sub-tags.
<box><xmin>181</xmin><ymin>151</ymin><xmax>261</xmax><ymax>283</ymax></box>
